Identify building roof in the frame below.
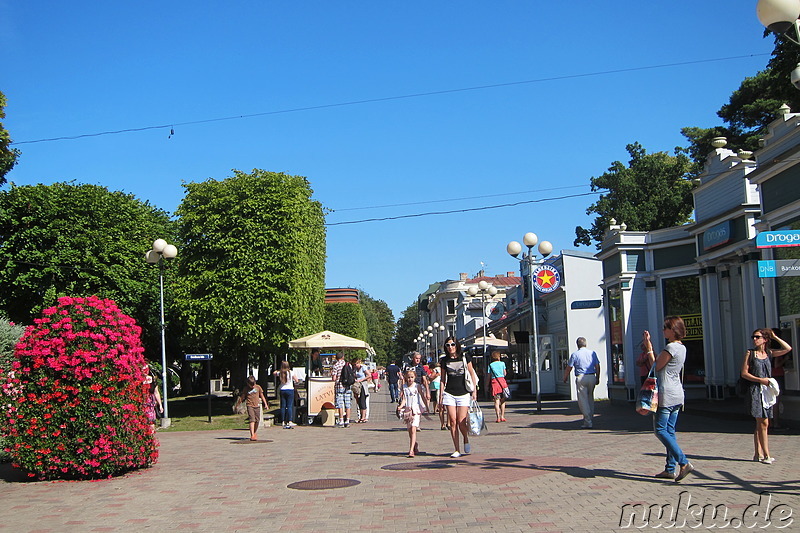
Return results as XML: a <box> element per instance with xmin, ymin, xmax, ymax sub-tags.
<box><xmin>466</xmin><ymin>275</ymin><xmax>522</xmax><ymax>287</ymax></box>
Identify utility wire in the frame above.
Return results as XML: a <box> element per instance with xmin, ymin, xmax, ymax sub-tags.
<box><xmin>325</xmin><ymin>191</ymin><xmax>598</xmax><ymax>226</ymax></box>
<box><xmin>333</xmin><ymin>185</ymin><xmax>589</xmax><ymax>212</ymax></box>
<box><xmin>13</xmin><ymin>54</ymin><xmax>769</xmax><ymax>146</ymax></box>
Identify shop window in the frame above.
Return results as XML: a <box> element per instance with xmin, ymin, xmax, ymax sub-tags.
<box><xmin>556</xmin><ymin>335</ymin><xmax>569</xmax><ymax>373</ymax></box>
<box><xmin>776</xmin><ymin>220</ymin><xmax>800</xmax><ymax>318</ymax></box>
<box><xmin>608</xmin><ymin>286</ymin><xmax>625</xmax><ymax>383</ymax></box>
<box><xmin>663</xmin><ymin>276</ymin><xmax>705</xmax><ymax>384</ymax></box>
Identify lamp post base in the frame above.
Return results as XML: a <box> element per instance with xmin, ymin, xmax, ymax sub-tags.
<box><xmin>160</xmin><ymin>417</ymin><xmax>172</xmax><ymax>429</ymax></box>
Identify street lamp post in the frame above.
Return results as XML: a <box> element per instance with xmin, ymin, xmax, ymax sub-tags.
<box><xmin>467</xmin><ymin>281</ymin><xmax>498</xmax><ymax>362</ymax></box>
<box><xmin>432</xmin><ymin>322</ymin><xmax>440</xmax><ymax>362</ymax></box>
<box><xmin>145</xmin><ymin>238</ymin><xmax>178</xmax><ymax>428</ymax></box>
<box><xmin>427</xmin><ymin>325</ymin><xmax>434</xmax><ymax>363</ymax></box>
<box><xmin>507</xmin><ymin>233</ymin><xmax>553</xmax><ymax>413</ymax></box>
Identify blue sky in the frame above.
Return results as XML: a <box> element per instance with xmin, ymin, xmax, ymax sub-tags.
<box><xmin>2</xmin><ymin>2</ymin><xmax>776</xmax><ymax>319</ymax></box>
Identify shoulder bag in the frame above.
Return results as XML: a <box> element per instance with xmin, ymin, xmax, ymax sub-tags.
<box><xmin>636</xmin><ymin>365</ymin><xmax>658</xmax><ymax>415</ymax></box>
<box><xmin>463</xmin><ymin>356</ymin><xmax>475</xmax><ymax>392</ymax></box>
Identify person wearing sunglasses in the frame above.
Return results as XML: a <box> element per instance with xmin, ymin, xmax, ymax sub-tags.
<box><xmin>641</xmin><ymin>316</ymin><xmax>693</xmax><ymax>482</ymax></box>
<box><xmin>438</xmin><ymin>337</ymin><xmax>479</xmax><ymax>458</ymax></box>
<box><xmin>741</xmin><ymin>328</ymin><xmax>792</xmax><ymax>464</ymax></box>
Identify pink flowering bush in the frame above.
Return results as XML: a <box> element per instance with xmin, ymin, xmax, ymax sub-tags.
<box><xmin>0</xmin><ymin>296</ymin><xmax>158</xmax><ymax>480</ymax></box>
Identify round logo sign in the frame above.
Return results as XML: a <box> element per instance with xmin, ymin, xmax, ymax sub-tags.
<box><xmin>532</xmin><ymin>265</ymin><xmax>561</xmax><ymax>293</ymax></box>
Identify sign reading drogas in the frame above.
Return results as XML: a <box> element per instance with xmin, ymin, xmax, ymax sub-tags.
<box><xmin>756</xmin><ymin>230</ymin><xmax>800</xmax><ymax>248</ymax></box>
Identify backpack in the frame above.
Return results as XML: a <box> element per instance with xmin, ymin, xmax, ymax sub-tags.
<box><xmin>339</xmin><ymin>363</ymin><xmax>356</xmax><ymax>387</ymax></box>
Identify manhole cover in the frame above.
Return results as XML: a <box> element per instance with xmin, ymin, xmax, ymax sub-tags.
<box><xmin>482</xmin><ymin>432</ymin><xmax>520</xmax><ymax>436</ymax></box>
<box><xmin>382</xmin><ymin>461</ymin><xmax>459</xmax><ymax>471</ymax></box>
<box><xmin>288</xmin><ymin>478</ymin><xmax>361</xmax><ymax>490</ymax></box>
<box><xmin>231</xmin><ymin>439</ymin><xmax>273</xmax><ymax>444</ymax></box>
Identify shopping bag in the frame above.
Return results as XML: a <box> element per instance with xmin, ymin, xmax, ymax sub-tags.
<box><xmin>468</xmin><ymin>400</ymin><xmax>486</xmax><ymax>436</ymax></box>
<box><xmin>636</xmin><ymin>366</ymin><xmax>658</xmax><ymax>415</ymax></box>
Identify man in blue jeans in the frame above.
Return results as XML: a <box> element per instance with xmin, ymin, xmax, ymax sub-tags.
<box><xmin>386</xmin><ymin>360</ymin><xmax>402</xmax><ymax>403</ymax></box>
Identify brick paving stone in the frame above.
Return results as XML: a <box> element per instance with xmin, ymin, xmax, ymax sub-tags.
<box><xmin>1</xmin><ymin>390</ymin><xmax>799</xmax><ymax>531</ymax></box>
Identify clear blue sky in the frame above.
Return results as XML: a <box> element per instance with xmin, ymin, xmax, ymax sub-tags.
<box><xmin>2</xmin><ymin>1</ymin><xmax>776</xmax><ymax>319</ymax></box>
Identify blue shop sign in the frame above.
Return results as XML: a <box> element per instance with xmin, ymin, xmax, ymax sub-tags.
<box><xmin>756</xmin><ymin>230</ymin><xmax>800</xmax><ymax>248</ymax></box>
<box><xmin>702</xmin><ymin>221</ymin><xmax>732</xmax><ymax>250</ymax></box>
<box><xmin>758</xmin><ymin>260</ymin><xmax>800</xmax><ymax>278</ymax></box>
<box><xmin>570</xmin><ymin>299</ymin><xmax>602</xmax><ymax>310</ymax></box>
<box><xmin>185</xmin><ymin>353</ymin><xmax>213</xmax><ymax>360</ymax></box>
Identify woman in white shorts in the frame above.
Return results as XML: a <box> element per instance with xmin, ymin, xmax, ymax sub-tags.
<box><xmin>438</xmin><ymin>336</ymin><xmax>478</xmax><ymax>458</ymax></box>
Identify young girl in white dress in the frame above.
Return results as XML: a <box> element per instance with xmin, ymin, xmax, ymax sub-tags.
<box><xmin>397</xmin><ymin>369</ymin><xmax>427</xmax><ymax>457</ymax></box>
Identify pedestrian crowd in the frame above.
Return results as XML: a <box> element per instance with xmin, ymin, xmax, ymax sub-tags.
<box><xmin>227</xmin><ymin>321</ymin><xmax>792</xmax><ymax>482</ymax></box>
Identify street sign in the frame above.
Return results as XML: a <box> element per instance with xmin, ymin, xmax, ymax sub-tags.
<box><xmin>758</xmin><ymin>260</ymin><xmax>800</xmax><ymax>278</ymax></box>
<box><xmin>756</xmin><ymin>230</ymin><xmax>800</xmax><ymax>248</ymax></box>
<box><xmin>185</xmin><ymin>353</ymin><xmax>213</xmax><ymax>361</ymax></box>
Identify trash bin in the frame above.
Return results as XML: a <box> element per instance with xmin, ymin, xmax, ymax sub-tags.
<box><xmin>320</xmin><ymin>402</ymin><xmax>336</xmax><ymax>426</ymax></box>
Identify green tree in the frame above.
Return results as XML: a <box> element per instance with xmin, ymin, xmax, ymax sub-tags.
<box><xmin>574</xmin><ymin>143</ymin><xmax>695</xmax><ymax>247</ymax></box>
<box><xmin>0</xmin><ymin>182</ymin><xmax>176</xmax><ymax>357</ymax></box>
<box><xmin>324</xmin><ymin>302</ymin><xmax>368</xmax><ymax>341</ymax></box>
<box><xmin>359</xmin><ymin>291</ymin><xmax>395</xmax><ymax>365</ymax></box>
<box><xmin>391</xmin><ymin>300</ymin><xmax>420</xmax><ymax>360</ymax></box>
<box><xmin>682</xmin><ymin>37</ymin><xmax>800</xmax><ymax>163</ymax></box>
<box><xmin>175</xmin><ymin>169</ymin><xmax>326</xmax><ymax>385</ymax></box>
<box><xmin>0</xmin><ymin>91</ymin><xmax>20</xmax><ymax>186</ymax></box>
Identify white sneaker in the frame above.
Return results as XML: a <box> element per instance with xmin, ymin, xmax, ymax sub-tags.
<box><xmin>450</xmin><ymin>451</ymin><xmax>462</xmax><ymax>458</ymax></box>
<box><xmin>287</xmin><ymin>422</ymin><xmax>297</xmax><ymax>427</ymax></box>
<box><xmin>464</xmin><ymin>443</ymin><xmax>471</xmax><ymax>454</ymax></box>
<box><xmin>761</xmin><ymin>456</ymin><xmax>776</xmax><ymax>465</ymax></box>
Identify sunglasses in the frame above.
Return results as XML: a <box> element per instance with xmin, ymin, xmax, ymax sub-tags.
<box><xmin>752</xmin><ymin>335</ymin><xmax>763</xmax><ymax>339</ymax></box>
<box><xmin>444</xmin><ymin>342</ymin><xmax>457</xmax><ymax>347</ymax></box>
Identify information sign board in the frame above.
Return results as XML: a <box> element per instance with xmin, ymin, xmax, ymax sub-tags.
<box><xmin>185</xmin><ymin>353</ymin><xmax>213</xmax><ymax>361</ymax></box>
<box><xmin>758</xmin><ymin>260</ymin><xmax>800</xmax><ymax>278</ymax></box>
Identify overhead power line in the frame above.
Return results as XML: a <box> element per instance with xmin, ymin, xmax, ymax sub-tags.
<box><xmin>325</xmin><ymin>191</ymin><xmax>598</xmax><ymax>226</ymax></box>
<box><xmin>13</xmin><ymin>54</ymin><xmax>769</xmax><ymax>146</ymax></box>
<box><xmin>333</xmin><ymin>185</ymin><xmax>589</xmax><ymax>212</ymax></box>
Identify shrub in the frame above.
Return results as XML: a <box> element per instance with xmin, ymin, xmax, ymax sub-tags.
<box><xmin>0</xmin><ymin>316</ymin><xmax>25</xmax><ymax>373</ymax></box>
<box><xmin>0</xmin><ymin>296</ymin><xmax>158</xmax><ymax>480</ymax></box>
<box><xmin>0</xmin><ymin>317</ymin><xmax>24</xmax><ymax>462</ymax></box>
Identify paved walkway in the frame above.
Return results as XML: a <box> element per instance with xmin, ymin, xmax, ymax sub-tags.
<box><xmin>1</xmin><ymin>387</ymin><xmax>798</xmax><ymax>532</ymax></box>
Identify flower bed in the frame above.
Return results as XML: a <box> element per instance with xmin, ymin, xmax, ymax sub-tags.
<box><xmin>1</xmin><ymin>296</ymin><xmax>158</xmax><ymax>480</ymax></box>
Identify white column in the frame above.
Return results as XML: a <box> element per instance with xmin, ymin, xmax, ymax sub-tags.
<box><xmin>700</xmin><ymin>268</ymin><xmax>724</xmax><ymax>392</ymax></box>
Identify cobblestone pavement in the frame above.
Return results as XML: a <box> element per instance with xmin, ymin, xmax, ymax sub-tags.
<box><xmin>1</xmin><ymin>387</ymin><xmax>798</xmax><ymax>532</ymax></box>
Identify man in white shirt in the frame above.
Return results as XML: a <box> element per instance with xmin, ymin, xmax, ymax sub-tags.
<box><xmin>563</xmin><ymin>337</ymin><xmax>600</xmax><ymax>429</ymax></box>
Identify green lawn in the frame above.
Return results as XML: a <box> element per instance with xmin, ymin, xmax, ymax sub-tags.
<box><xmin>158</xmin><ymin>394</ymin><xmax>279</xmax><ymax>432</ymax></box>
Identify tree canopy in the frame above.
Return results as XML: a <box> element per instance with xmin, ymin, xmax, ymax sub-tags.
<box><xmin>0</xmin><ymin>91</ymin><xmax>20</xmax><ymax>186</ymax></box>
<box><xmin>359</xmin><ymin>290</ymin><xmax>395</xmax><ymax>365</ymax></box>
<box><xmin>175</xmin><ymin>169</ymin><xmax>326</xmax><ymax>381</ymax></box>
<box><xmin>391</xmin><ymin>300</ymin><xmax>421</xmax><ymax>360</ymax></box>
<box><xmin>682</xmin><ymin>37</ymin><xmax>800</xmax><ymax>163</ymax></box>
<box><xmin>0</xmin><ymin>182</ymin><xmax>176</xmax><ymax>356</ymax></box>
<box><xmin>574</xmin><ymin>143</ymin><xmax>695</xmax><ymax>247</ymax></box>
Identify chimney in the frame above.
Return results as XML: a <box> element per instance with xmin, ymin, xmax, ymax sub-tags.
<box><xmin>459</xmin><ymin>272</ymin><xmax>468</xmax><ymax>281</ymax></box>
<box><xmin>507</xmin><ymin>271</ymin><xmax>515</xmax><ymax>277</ymax></box>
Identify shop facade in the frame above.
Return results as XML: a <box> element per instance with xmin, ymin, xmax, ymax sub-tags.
<box><xmin>598</xmin><ymin>109</ymin><xmax>800</xmax><ymax>420</ymax></box>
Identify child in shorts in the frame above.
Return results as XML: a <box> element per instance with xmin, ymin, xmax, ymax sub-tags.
<box><xmin>397</xmin><ymin>369</ymin><xmax>426</xmax><ymax>457</ymax></box>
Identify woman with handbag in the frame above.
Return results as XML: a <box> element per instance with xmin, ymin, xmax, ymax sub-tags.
<box><xmin>489</xmin><ymin>351</ymin><xmax>508</xmax><ymax>423</ymax></box>
<box><xmin>741</xmin><ymin>328</ymin><xmax>792</xmax><ymax>464</ymax></box>
<box><xmin>438</xmin><ymin>336</ymin><xmax>479</xmax><ymax>458</ymax></box>
<box><xmin>641</xmin><ymin>316</ymin><xmax>693</xmax><ymax>482</ymax></box>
